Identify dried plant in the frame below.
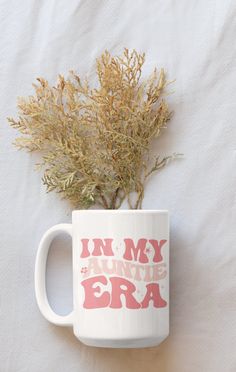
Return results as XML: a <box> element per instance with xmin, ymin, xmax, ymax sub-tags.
<box><xmin>8</xmin><ymin>48</ymin><xmax>180</xmax><ymax>209</ymax></box>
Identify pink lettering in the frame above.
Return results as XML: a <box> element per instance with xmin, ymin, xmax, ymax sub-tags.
<box><xmin>81</xmin><ymin>275</ymin><xmax>110</xmax><ymax>309</ymax></box>
<box><xmin>141</xmin><ymin>283</ymin><xmax>167</xmax><ymax>308</ymax></box>
<box><xmin>80</xmin><ymin>239</ymin><xmax>90</xmax><ymax>258</ymax></box>
<box><xmin>92</xmin><ymin>239</ymin><xmax>114</xmax><ymax>256</ymax></box>
<box><xmin>109</xmin><ymin>277</ymin><xmax>140</xmax><ymax>309</ymax></box>
<box><xmin>123</xmin><ymin>238</ymin><xmax>148</xmax><ymax>263</ymax></box>
<box><xmin>149</xmin><ymin>239</ymin><xmax>167</xmax><ymax>263</ymax></box>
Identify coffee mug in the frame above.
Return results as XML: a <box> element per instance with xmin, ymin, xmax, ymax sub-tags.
<box><xmin>35</xmin><ymin>210</ymin><xmax>169</xmax><ymax>348</ymax></box>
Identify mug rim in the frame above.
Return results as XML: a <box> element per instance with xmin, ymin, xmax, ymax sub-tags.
<box><xmin>72</xmin><ymin>209</ymin><xmax>168</xmax><ymax>215</ymax></box>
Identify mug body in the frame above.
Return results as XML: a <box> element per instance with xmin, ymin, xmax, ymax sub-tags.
<box><xmin>72</xmin><ymin>210</ymin><xmax>169</xmax><ymax>348</ymax></box>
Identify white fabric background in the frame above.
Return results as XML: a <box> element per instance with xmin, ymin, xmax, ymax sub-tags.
<box><xmin>0</xmin><ymin>0</ymin><xmax>236</xmax><ymax>371</ymax></box>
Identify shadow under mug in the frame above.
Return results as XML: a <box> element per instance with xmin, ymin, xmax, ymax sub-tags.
<box><xmin>35</xmin><ymin>210</ymin><xmax>169</xmax><ymax>348</ymax></box>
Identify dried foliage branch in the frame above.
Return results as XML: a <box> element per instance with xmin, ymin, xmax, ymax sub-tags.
<box><xmin>8</xmin><ymin>48</ymin><xmax>180</xmax><ymax>209</ymax></box>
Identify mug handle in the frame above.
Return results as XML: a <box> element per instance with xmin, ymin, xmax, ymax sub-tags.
<box><xmin>35</xmin><ymin>224</ymin><xmax>74</xmax><ymax>326</ymax></box>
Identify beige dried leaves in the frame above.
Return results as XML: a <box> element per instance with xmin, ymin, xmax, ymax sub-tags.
<box><xmin>8</xmin><ymin>48</ymin><xmax>179</xmax><ymax>209</ymax></box>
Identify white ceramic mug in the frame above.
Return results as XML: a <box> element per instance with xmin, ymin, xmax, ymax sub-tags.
<box><xmin>35</xmin><ymin>210</ymin><xmax>169</xmax><ymax>348</ymax></box>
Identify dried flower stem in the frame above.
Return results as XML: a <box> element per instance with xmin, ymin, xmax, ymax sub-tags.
<box><xmin>8</xmin><ymin>48</ymin><xmax>179</xmax><ymax>209</ymax></box>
